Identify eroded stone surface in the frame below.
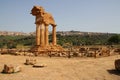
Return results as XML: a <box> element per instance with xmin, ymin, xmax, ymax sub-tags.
<box><xmin>2</xmin><ymin>64</ymin><xmax>21</xmax><ymax>74</ymax></box>
<box><xmin>31</xmin><ymin>6</ymin><xmax>64</xmax><ymax>53</ymax></box>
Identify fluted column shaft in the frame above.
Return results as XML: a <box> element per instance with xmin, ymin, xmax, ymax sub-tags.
<box><xmin>45</xmin><ymin>25</ymin><xmax>49</xmax><ymax>46</ymax></box>
<box><xmin>36</xmin><ymin>24</ymin><xmax>40</xmax><ymax>45</ymax></box>
<box><xmin>40</xmin><ymin>23</ymin><xmax>45</xmax><ymax>46</ymax></box>
<box><xmin>52</xmin><ymin>26</ymin><xmax>56</xmax><ymax>45</ymax></box>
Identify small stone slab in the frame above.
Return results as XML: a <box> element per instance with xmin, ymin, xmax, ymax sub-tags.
<box><xmin>33</xmin><ymin>64</ymin><xmax>46</xmax><ymax>68</ymax></box>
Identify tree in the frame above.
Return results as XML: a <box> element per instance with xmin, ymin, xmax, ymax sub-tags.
<box><xmin>7</xmin><ymin>40</ymin><xmax>17</xmax><ymax>49</ymax></box>
<box><xmin>107</xmin><ymin>35</ymin><xmax>120</xmax><ymax>45</ymax></box>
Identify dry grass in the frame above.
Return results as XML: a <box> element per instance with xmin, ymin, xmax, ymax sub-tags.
<box><xmin>0</xmin><ymin>55</ymin><xmax>120</xmax><ymax>80</ymax></box>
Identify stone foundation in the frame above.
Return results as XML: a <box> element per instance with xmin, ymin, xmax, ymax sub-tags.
<box><xmin>31</xmin><ymin>44</ymin><xmax>64</xmax><ymax>52</ymax></box>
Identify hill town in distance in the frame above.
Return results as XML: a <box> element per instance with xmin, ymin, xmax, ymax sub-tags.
<box><xmin>0</xmin><ymin>30</ymin><xmax>118</xmax><ymax>36</ymax></box>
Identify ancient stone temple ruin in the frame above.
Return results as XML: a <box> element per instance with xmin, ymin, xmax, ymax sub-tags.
<box><xmin>30</xmin><ymin>6</ymin><xmax>63</xmax><ymax>52</ymax></box>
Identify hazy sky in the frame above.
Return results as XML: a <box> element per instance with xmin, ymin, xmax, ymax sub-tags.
<box><xmin>0</xmin><ymin>0</ymin><xmax>120</xmax><ymax>33</ymax></box>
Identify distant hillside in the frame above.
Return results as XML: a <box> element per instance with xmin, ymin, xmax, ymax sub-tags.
<box><xmin>0</xmin><ymin>31</ymin><xmax>29</xmax><ymax>36</ymax></box>
<box><xmin>0</xmin><ymin>30</ymin><xmax>118</xmax><ymax>36</ymax></box>
<box><xmin>56</xmin><ymin>30</ymin><xmax>117</xmax><ymax>36</ymax></box>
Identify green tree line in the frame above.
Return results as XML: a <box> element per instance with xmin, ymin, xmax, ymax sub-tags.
<box><xmin>0</xmin><ymin>33</ymin><xmax>120</xmax><ymax>49</ymax></box>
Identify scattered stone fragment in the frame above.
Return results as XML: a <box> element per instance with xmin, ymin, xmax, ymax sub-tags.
<box><xmin>2</xmin><ymin>64</ymin><xmax>21</xmax><ymax>74</ymax></box>
<box><xmin>33</xmin><ymin>64</ymin><xmax>46</xmax><ymax>68</ymax></box>
<box><xmin>25</xmin><ymin>58</ymin><xmax>36</xmax><ymax>65</ymax></box>
<box><xmin>115</xmin><ymin>59</ymin><xmax>120</xmax><ymax>71</ymax></box>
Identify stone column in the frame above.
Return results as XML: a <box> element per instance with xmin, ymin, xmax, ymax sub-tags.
<box><xmin>36</xmin><ymin>24</ymin><xmax>40</xmax><ymax>45</ymax></box>
<box><xmin>52</xmin><ymin>26</ymin><xmax>56</xmax><ymax>45</ymax></box>
<box><xmin>45</xmin><ymin>25</ymin><xmax>49</xmax><ymax>46</ymax></box>
<box><xmin>40</xmin><ymin>23</ymin><xmax>45</xmax><ymax>46</ymax></box>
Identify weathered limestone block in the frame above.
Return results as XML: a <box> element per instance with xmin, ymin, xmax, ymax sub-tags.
<box><xmin>31</xmin><ymin>6</ymin><xmax>56</xmax><ymax>26</ymax></box>
<box><xmin>25</xmin><ymin>58</ymin><xmax>36</xmax><ymax>65</ymax></box>
<box><xmin>33</xmin><ymin>64</ymin><xmax>46</xmax><ymax>68</ymax></box>
<box><xmin>95</xmin><ymin>53</ymin><xmax>101</xmax><ymax>58</ymax></box>
<box><xmin>115</xmin><ymin>59</ymin><xmax>120</xmax><ymax>71</ymax></box>
<box><xmin>114</xmin><ymin>48</ymin><xmax>120</xmax><ymax>54</ymax></box>
<box><xmin>2</xmin><ymin>64</ymin><xmax>21</xmax><ymax>74</ymax></box>
<box><xmin>2</xmin><ymin>64</ymin><xmax>14</xmax><ymax>73</ymax></box>
<box><xmin>24</xmin><ymin>52</ymin><xmax>34</xmax><ymax>56</ymax></box>
<box><xmin>14</xmin><ymin>65</ymin><xmax>22</xmax><ymax>73</ymax></box>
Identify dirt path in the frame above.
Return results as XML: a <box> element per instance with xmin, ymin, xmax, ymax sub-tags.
<box><xmin>0</xmin><ymin>55</ymin><xmax>120</xmax><ymax>80</ymax></box>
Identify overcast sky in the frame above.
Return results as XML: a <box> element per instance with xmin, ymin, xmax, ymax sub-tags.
<box><xmin>0</xmin><ymin>0</ymin><xmax>120</xmax><ymax>33</ymax></box>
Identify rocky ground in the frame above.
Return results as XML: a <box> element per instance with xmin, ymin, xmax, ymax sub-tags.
<box><xmin>0</xmin><ymin>55</ymin><xmax>120</xmax><ymax>80</ymax></box>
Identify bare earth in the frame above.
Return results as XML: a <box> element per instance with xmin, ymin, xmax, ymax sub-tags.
<box><xmin>0</xmin><ymin>55</ymin><xmax>120</xmax><ymax>80</ymax></box>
